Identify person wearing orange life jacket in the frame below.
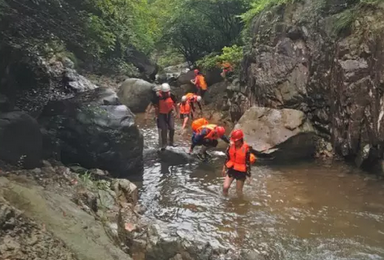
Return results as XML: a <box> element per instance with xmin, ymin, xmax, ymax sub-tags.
<box><xmin>190</xmin><ymin>69</ymin><xmax>208</xmax><ymax>98</ymax></box>
<box><xmin>222</xmin><ymin>129</ymin><xmax>257</xmax><ymax>196</ymax></box>
<box><xmin>178</xmin><ymin>95</ymin><xmax>192</xmax><ymax>130</ymax></box>
<box><xmin>185</xmin><ymin>92</ymin><xmax>202</xmax><ymax>118</ymax></box>
<box><xmin>189</xmin><ymin>123</ymin><xmax>230</xmax><ymax>160</ymax></box>
<box><xmin>155</xmin><ymin>83</ymin><xmax>178</xmax><ymax>150</ymax></box>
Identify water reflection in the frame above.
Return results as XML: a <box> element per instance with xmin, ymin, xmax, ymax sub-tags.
<box><xmin>136</xmin><ymin>114</ymin><xmax>384</xmax><ymax>259</ymax></box>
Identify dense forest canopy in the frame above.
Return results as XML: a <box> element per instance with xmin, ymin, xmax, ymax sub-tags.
<box><xmin>0</xmin><ymin>0</ymin><xmax>379</xmax><ymax>73</ymax></box>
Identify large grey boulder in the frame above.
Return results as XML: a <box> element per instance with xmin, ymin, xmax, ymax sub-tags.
<box><xmin>39</xmin><ymin>88</ymin><xmax>143</xmax><ymax>177</ymax></box>
<box><xmin>234</xmin><ymin>106</ymin><xmax>317</xmax><ymax>161</ymax></box>
<box><xmin>0</xmin><ymin>111</ymin><xmax>42</xmax><ymax>168</ymax></box>
<box><xmin>117</xmin><ymin>78</ymin><xmax>155</xmax><ymax>113</ymax></box>
<box><xmin>125</xmin><ymin>46</ymin><xmax>158</xmax><ymax>80</ymax></box>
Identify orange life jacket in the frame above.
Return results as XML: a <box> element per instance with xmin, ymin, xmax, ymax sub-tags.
<box><xmin>195</xmin><ymin>75</ymin><xmax>207</xmax><ymax>90</ymax></box>
<box><xmin>158</xmin><ymin>93</ymin><xmax>174</xmax><ymax>114</ymax></box>
<box><xmin>179</xmin><ymin>102</ymin><xmax>191</xmax><ymax>114</ymax></box>
<box><xmin>197</xmin><ymin>124</ymin><xmax>217</xmax><ymax>140</ymax></box>
<box><xmin>225</xmin><ymin>143</ymin><xmax>256</xmax><ymax>172</ymax></box>
<box><xmin>192</xmin><ymin>118</ymin><xmax>208</xmax><ymax>132</ymax></box>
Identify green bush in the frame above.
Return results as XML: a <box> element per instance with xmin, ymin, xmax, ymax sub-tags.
<box><xmin>196</xmin><ymin>45</ymin><xmax>244</xmax><ymax>70</ymax></box>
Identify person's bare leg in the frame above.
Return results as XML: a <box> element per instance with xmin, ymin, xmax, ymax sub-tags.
<box><xmin>223</xmin><ymin>175</ymin><xmax>234</xmax><ymax>196</ymax></box>
<box><xmin>235</xmin><ymin>179</ymin><xmax>245</xmax><ymax>198</ymax></box>
<box><xmin>182</xmin><ymin>117</ymin><xmax>189</xmax><ymax>129</ymax></box>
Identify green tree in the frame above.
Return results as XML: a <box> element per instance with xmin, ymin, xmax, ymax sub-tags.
<box><xmin>152</xmin><ymin>0</ymin><xmax>251</xmax><ymax>64</ymax></box>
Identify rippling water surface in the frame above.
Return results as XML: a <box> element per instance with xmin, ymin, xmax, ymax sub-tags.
<box><xmin>135</xmin><ymin>114</ymin><xmax>384</xmax><ymax>259</ymax></box>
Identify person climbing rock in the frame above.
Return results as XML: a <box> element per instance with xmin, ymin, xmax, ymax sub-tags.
<box><xmin>189</xmin><ymin>123</ymin><xmax>229</xmax><ymax>161</ymax></box>
<box><xmin>190</xmin><ymin>69</ymin><xmax>208</xmax><ymax>98</ymax></box>
<box><xmin>155</xmin><ymin>83</ymin><xmax>178</xmax><ymax>150</ymax></box>
<box><xmin>179</xmin><ymin>95</ymin><xmax>192</xmax><ymax>130</ymax></box>
<box><xmin>222</xmin><ymin>129</ymin><xmax>256</xmax><ymax>196</ymax></box>
<box><xmin>185</xmin><ymin>92</ymin><xmax>202</xmax><ymax>118</ymax></box>
<box><xmin>220</xmin><ymin>61</ymin><xmax>233</xmax><ymax>81</ymax></box>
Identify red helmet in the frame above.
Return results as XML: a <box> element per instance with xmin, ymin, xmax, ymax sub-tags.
<box><xmin>215</xmin><ymin>126</ymin><xmax>225</xmax><ymax>138</ymax></box>
<box><xmin>230</xmin><ymin>129</ymin><xmax>244</xmax><ymax>141</ymax></box>
<box><xmin>194</xmin><ymin>69</ymin><xmax>199</xmax><ymax>75</ymax></box>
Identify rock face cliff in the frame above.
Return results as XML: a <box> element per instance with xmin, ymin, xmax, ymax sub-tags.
<box><xmin>242</xmin><ymin>0</ymin><xmax>384</xmax><ymax>172</ymax></box>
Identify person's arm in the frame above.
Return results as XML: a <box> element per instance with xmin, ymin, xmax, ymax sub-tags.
<box><xmin>190</xmin><ymin>76</ymin><xmax>196</xmax><ymax>85</ymax></box>
<box><xmin>222</xmin><ymin>146</ymin><xmax>230</xmax><ymax>176</ymax></box>
<box><xmin>220</xmin><ymin>135</ymin><xmax>230</xmax><ymax>144</ymax></box>
<box><xmin>171</xmin><ymin>94</ymin><xmax>178</xmax><ymax>114</ymax></box>
<box><xmin>197</xmin><ymin>101</ymin><xmax>202</xmax><ymax>111</ymax></box>
<box><xmin>246</xmin><ymin>149</ymin><xmax>252</xmax><ymax>177</ymax></box>
<box><xmin>190</xmin><ymin>102</ymin><xmax>196</xmax><ymax>112</ymax></box>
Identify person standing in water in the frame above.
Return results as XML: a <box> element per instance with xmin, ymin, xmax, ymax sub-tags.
<box><xmin>222</xmin><ymin>129</ymin><xmax>256</xmax><ymax>196</ymax></box>
<box><xmin>155</xmin><ymin>83</ymin><xmax>178</xmax><ymax>150</ymax></box>
<box><xmin>178</xmin><ymin>95</ymin><xmax>192</xmax><ymax>131</ymax></box>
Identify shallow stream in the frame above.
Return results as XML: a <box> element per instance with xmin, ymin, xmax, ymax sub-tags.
<box><xmin>135</xmin><ymin>114</ymin><xmax>384</xmax><ymax>259</ymax></box>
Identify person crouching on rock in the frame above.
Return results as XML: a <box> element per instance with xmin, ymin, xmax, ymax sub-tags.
<box><xmin>189</xmin><ymin>123</ymin><xmax>229</xmax><ymax>161</ymax></box>
<box><xmin>185</xmin><ymin>92</ymin><xmax>202</xmax><ymax>118</ymax></box>
<box><xmin>222</xmin><ymin>129</ymin><xmax>256</xmax><ymax>196</ymax></box>
<box><xmin>178</xmin><ymin>95</ymin><xmax>192</xmax><ymax>131</ymax></box>
<box><xmin>156</xmin><ymin>83</ymin><xmax>178</xmax><ymax>150</ymax></box>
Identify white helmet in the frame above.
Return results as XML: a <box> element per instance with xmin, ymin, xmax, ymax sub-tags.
<box><xmin>181</xmin><ymin>95</ymin><xmax>187</xmax><ymax>102</ymax></box>
<box><xmin>196</xmin><ymin>96</ymin><xmax>202</xmax><ymax>102</ymax></box>
<box><xmin>161</xmin><ymin>83</ymin><xmax>171</xmax><ymax>92</ymax></box>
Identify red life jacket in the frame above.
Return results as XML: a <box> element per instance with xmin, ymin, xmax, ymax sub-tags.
<box><xmin>158</xmin><ymin>92</ymin><xmax>174</xmax><ymax>114</ymax></box>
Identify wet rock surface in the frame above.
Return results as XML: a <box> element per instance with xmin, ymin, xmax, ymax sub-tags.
<box><xmin>0</xmin><ymin>200</ymin><xmax>78</xmax><ymax>260</ymax></box>
<box><xmin>0</xmin><ymin>111</ymin><xmax>42</xmax><ymax>168</ymax></box>
<box><xmin>234</xmin><ymin>106</ymin><xmax>316</xmax><ymax>161</ymax></box>
<box><xmin>125</xmin><ymin>45</ymin><xmax>158</xmax><ymax>81</ymax></box>
<box><xmin>242</xmin><ymin>1</ymin><xmax>384</xmax><ymax>171</ymax></box>
<box><xmin>0</xmin><ymin>165</ymin><xmax>135</xmax><ymax>260</ymax></box>
<box><xmin>118</xmin><ymin>78</ymin><xmax>156</xmax><ymax>113</ymax></box>
<box><xmin>0</xmin><ymin>46</ymin><xmax>98</xmax><ymax>116</ymax></box>
<box><xmin>39</xmin><ymin>88</ymin><xmax>143</xmax><ymax>177</ymax></box>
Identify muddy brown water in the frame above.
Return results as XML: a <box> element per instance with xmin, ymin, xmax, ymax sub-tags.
<box><xmin>135</xmin><ymin>114</ymin><xmax>384</xmax><ymax>259</ymax></box>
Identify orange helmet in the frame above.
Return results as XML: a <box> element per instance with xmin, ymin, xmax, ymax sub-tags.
<box><xmin>215</xmin><ymin>126</ymin><xmax>225</xmax><ymax>138</ymax></box>
<box><xmin>230</xmin><ymin>129</ymin><xmax>244</xmax><ymax>142</ymax></box>
<box><xmin>194</xmin><ymin>69</ymin><xmax>199</xmax><ymax>75</ymax></box>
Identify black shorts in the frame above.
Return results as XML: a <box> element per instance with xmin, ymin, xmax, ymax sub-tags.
<box><xmin>227</xmin><ymin>168</ymin><xmax>247</xmax><ymax>181</ymax></box>
<box><xmin>180</xmin><ymin>114</ymin><xmax>190</xmax><ymax>119</ymax></box>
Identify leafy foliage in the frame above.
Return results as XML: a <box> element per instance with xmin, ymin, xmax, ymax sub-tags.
<box><xmin>0</xmin><ymin>0</ymin><xmax>156</xmax><ymax>74</ymax></box>
<box><xmin>152</xmin><ymin>0</ymin><xmax>251</xmax><ymax>64</ymax></box>
<box><xmin>196</xmin><ymin>45</ymin><xmax>244</xmax><ymax>70</ymax></box>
